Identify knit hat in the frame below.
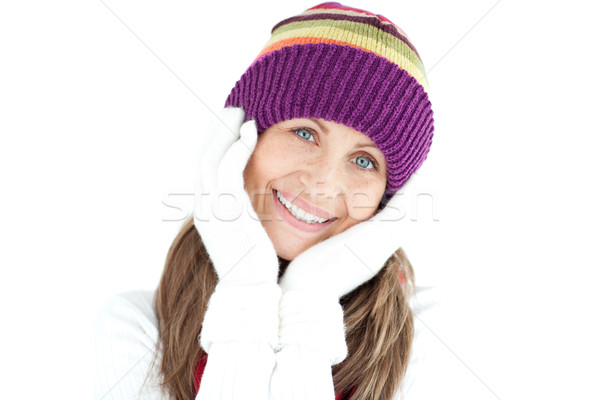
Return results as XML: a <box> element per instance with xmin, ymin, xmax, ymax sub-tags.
<box><xmin>225</xmin><ymin>2</ymin><xmax>434</xmax><ymax>200</ymax></box>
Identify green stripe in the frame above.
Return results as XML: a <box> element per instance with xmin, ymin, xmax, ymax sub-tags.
<box><xmin>272</xmin><ymin>19</ymin><xmax>425</xmax><ymax>75</ymax></box>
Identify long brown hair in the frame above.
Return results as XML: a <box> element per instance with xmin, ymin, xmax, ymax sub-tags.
<box><xmin>154</xmin><ymin>216</ymin><xmax>415</xmax><ymax>400</ymax></box>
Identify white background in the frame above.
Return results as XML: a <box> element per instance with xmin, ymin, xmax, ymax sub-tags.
<box><xmin>1</xmin><ymin>1</ymin><xmax>599</xmax><ymax>399</ymax></box>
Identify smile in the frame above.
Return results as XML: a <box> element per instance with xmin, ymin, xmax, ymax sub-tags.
<box><xmin>276</xmin><ymin>190</ymin><xmax>330</xmax><ymax>223</ymax></box>
<box><xmin>272</xmin><ymin>189</ymin><xmax>336</xmax><ymax>233</ymax></box>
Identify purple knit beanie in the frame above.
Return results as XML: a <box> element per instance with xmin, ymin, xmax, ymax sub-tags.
<box><xmin>225</xmin><ymin>2</ymin><xmax>434</xmax><ymax>200</ymax></box>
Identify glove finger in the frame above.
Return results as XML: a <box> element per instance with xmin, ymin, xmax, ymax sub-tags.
<box><xmin>216</xmin><ymin>120</ymin><xmax>258</xmax><ymax>192</ymax></box>
<box><xmin>201</xmin><ymin>107</ymin><xmax>246</xmax><ymax>189</ymax></box>
<box><xmin>209</xmin><ymin>107</ymin><xmax>245</xmax><ymax>153</ymax></box>
<box><xmin>240</xmin><ymin>119</ymin><xmax>259</xmax><ymax>152</ymax></box>
<box><xmin>195</xmin><ymin>108</ymin><xmax>244</xmax><ymax>227</ymax></box>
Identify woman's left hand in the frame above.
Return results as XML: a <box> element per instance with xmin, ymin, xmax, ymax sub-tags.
<box><xmin>279</xmin><ymin>190</ymin><xmax>408</xmax><ymax>298</ymax></box>
<box><xmin>277</xmin><ymin>190</ymin><xmax>409</xmax><ymax>365</ymax></box>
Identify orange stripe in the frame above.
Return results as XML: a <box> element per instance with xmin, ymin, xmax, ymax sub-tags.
<box><xmin>253</xmin><ymin>37</ymin><xmax>376</xmax><ymax>63</ymax></box>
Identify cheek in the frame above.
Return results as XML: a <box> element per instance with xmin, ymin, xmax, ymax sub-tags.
<box><xmin>346</xmin><ymin>181</ymin><xmax>386</xmax><ymax>220</ymax></box>
<box><xmin>244</xmin><ymin>135</ymin><xmax>296</xmax><ymax>191</ymax></box>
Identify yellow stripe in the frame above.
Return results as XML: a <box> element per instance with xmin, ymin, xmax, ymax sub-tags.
<box><xmin>267</xmin><ymin>24</ymin><xmax>429</xmax><ymax>92</ymax></box>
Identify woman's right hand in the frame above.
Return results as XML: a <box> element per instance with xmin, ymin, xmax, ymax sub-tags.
<box><xmin>193</xmin><ymin>107</ymin><xmax>281</xmax><ymax>354</ymax></box>
<box><xmin>193</xmin><ymin>107</ymin><xmax>279</xmax><ymax>286</ymax></box>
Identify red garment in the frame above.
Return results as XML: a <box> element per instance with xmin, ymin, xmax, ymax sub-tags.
<box><xmin>193</xmin><ymin>352</ymin><xmax>355</xmax><ymax>399</ymax></box>
<box><xmin>193</xmin><ymin>353</ymin><xmax>207</xmax><ymax>394</ymax></box>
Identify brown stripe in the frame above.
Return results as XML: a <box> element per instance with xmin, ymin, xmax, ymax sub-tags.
<box><xmin>271</xmin><ymin>13</ymin><xmax>422</xmax><ymax>60</ymax></box>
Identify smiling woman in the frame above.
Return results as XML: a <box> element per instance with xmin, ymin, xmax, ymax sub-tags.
<box><xmin>93</xmin><ymin>2</ymin><xmax>435</xmax><ymax>400</ymax></box>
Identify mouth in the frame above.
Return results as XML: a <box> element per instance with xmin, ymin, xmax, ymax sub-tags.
<box><xmin>272</xmin><ymin>189</ymin><xmax>337</xmax><ymax>232</ymax></box>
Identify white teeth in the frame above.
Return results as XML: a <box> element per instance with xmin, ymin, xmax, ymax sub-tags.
<box><xmin>276</xmin><ymin>190</ymin><xmax>329</xmax><ymax>224</ymax></box>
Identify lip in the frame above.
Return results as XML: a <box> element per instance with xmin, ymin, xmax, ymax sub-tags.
<box><xmin>275</xmin><ymin>189</ymin><xmax>336</xmax><ymax>219</ymax></box>
<box><xmin>272</xmin><ymin>189</ymin><xmax>336</xmax><ymax>233</ymax></box>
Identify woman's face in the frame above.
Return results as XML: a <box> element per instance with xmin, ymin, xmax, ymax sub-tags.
<box><xmin>243</xmin><ymin>117</ymin><xmax>387</xmax><ymax>261</ymax></box>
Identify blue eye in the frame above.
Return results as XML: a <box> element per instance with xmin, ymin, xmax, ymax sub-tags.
<box><xmin>292</xmin><ymin>127</ymin><xmax>378</xmax><ymax>172</ymax></box>
<box><xmin>293</xmin><ymin>128</ymin><xmax>316</xmax><ymax>143</ymax></box>
<box><xmin>351</xmin><ymin>155</ymin><xmax>376</xmax><ymax>170</ymax></box>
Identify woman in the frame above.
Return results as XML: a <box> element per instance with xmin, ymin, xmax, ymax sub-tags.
<box><xmin>94</xmin><ymin>2</ymin><xmax>435</xmax><ymax>399</ymax></box>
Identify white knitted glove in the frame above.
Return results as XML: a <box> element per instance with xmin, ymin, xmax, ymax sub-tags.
<box><xmin>278</xmin><ymin>191</ymin><xmax>407</xmax><ymax>365</ymax></box>
<box><xmin>194</xmin><ymin>107</ymin><xmax>281</xmax><ymax>354</ymax></box>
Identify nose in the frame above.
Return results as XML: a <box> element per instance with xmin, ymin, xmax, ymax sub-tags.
<box><xmin>298</xmin><ymin>156</ymin><xmax>346</xmax><ymax>202</ymax></box>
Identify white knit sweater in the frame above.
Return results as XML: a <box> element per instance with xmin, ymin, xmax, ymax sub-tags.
<box><xmin>92</xmin><ymin>287</ymin><xmax>437</xmax><ymax>400</ymax></box>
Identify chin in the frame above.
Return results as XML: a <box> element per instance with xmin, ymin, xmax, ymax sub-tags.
<box><xmin>268</xmin><ymin>228</ymin><xmax>316</xmax><ymax>261</ymax></box>
<box><xmin>273</xmin><ymin>240</ymin><xmax>306</xmax><ymax>261</ymax></box>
